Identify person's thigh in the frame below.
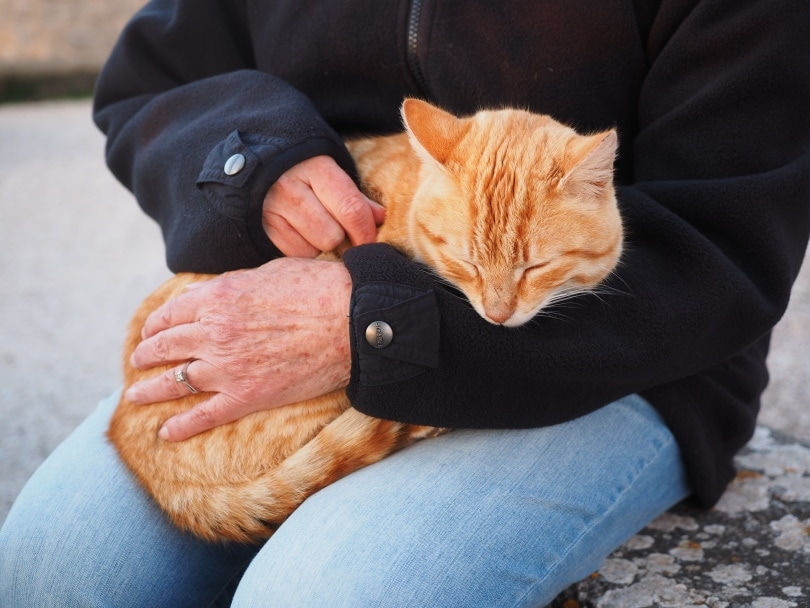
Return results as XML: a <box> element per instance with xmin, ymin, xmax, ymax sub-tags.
<box><xmin>233</xmin><ymin>394</ymin><xmax>690</xmax><ymax>608</ymax></box>
<box><xmin>0</xmin><ymin>391</ymin><xmax>258</xmax><ymax>608</ymax></box>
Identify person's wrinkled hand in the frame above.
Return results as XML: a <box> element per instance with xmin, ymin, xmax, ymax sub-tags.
<box><xmin>124</xmin><ymin>257</ymin><xmax>353</xmax><ymax>441</ymax></box>
<box><xmin>263</xmin><ymin>155</ymin><xmax>386</xmax><ymax>257</ymax></box>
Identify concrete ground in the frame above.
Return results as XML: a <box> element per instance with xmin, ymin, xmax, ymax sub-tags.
<box><xmin>1</xmin><ymin>99</ymin><xmax>809</xmax><ymax>525</ymax></box>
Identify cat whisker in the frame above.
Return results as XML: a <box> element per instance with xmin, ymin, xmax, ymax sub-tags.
<box><xmin>587</xmin><ymin>282</ymin><xmax>634</xmax><ymax>309</ymax></box>
<box><xmin>545</xmin><ymin>287</ymin><xmax>591</xmax><ymax>309</ymax></box>
<box><xmin>420</xmin><ymin>266</ymin><xmax>474</xmax><ymax>303</ymax></box>
<box><xmin>530</xmin><ymin>309</ymin><xmax>570</xmax><ymax>323</ymax></box>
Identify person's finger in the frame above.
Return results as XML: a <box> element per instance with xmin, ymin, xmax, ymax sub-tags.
<box><xmin>264</xmin><ymin>168</ymin><xmax>347</xmax><ymax>253</ymax></box>
<box><xmin>269</xmin><ymin>197</ymin><xmax>346</xmax><ymax>254</ymax></box>
<box><xmin>370</xmin><ymin>200</ymin><xmax>387</xmax><ymax>225</ymax></box>
<box><xmin>310</xmin><ymin>164</ymin><xmax>381</xmax><ymax>246</ymax></box>
<box><xmin>140</xmin><ymin>287</ymin><xmax>203</xmax><ymax>340</ymax></box>
<box><xmin>263</xmin><ymin>212</ymin><xmax>322</xmax><ymax>258</ymax></box>
<box><xmin>125</xmin><ymin>359</ymin><xmax>208</xmax><ymax>404</ymax></box>
<box><xmin>130</xmin><ymin>322</ymin><xmax>202</xmax><ymax>369</ymax></box>
<box><xmin>158</xmin><ymin>392</ymin><xmax>247</xmax><ymax>441</ymax></box>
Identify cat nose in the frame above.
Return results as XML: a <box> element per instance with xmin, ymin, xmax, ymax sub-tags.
<box><xmin>484</xmin><ymin>305</ymin><xmax>513</xmax><ymax>324</ymax></box>
<box><xmin>482</xmin><ymin>285</ymin><xmax>515</xmax><ymax>324</ymax></box>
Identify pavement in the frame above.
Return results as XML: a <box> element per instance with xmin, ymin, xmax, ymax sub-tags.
<box><xmin>1</xmin><ymin>99</ymin><xmax>809</xmax><ymax>527</ymax></box>
<box><xmin>553</xmin><ymin>426</ymin><xmax>810</xmax><ymax>606</ymax></box>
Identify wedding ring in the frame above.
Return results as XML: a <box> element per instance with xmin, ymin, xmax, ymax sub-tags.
<box><xmin>174</xmin><ymin>360</ymin><xmax>199</xmax><ymax>394</ymax></box>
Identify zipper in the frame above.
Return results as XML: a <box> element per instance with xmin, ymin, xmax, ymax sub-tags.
<box><xmin>406</xmin><ymin>0</ymin><xmax>431</xmax><ymax>98</ymax></box>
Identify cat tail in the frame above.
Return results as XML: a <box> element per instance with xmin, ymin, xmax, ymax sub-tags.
<box><xmin>165</xmin><ymin>409</ymin><xmax>446</xmax><ymax>544</ymax></box>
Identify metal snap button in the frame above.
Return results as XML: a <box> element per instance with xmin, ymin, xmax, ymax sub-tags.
<box><xmin>224</xmin><ymin>153</ymin><xmax>246</xmax><ymax>176</ymax></box>
<box><xmin>365</xmin><ymin>321</ymin><xmax>393</xmax><ymax>348</ymax></box>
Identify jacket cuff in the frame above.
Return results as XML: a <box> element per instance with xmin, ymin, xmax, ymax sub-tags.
<box><xmin>344</xmin><ymin>243</ymin><xmax>441</xmax><ymax>391</ymax></box>
<box><xmin>196</xmin><ymin>130</ymin><xmax>357</xmax><ymax>260</ymax></box>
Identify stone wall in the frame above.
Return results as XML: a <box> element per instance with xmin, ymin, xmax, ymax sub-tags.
<box><xmin>0</xmin><ymin>0</ymin><xmax>144</xmax><ymax>76</ymax></box>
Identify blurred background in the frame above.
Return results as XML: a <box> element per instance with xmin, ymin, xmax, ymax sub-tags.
<box><xmin>0</xmin><ymin>0</ymin><xmax>145</xmax><ymax>102</ymax></box>
<box><xmin>1</xmin><ymin>0</ymin><xmax>808</xmax><ymax>527</ymax></box>
<box><xmin>0</xmin><ymin>0</ymin><xmax>172</xmax><ymax>523</ymax></box>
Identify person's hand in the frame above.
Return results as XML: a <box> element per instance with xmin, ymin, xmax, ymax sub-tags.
<box><xmin>263</xmin><ymin>155</ymin><xmax>386</xmax><ymax>257</ymax></box>
<box><xmin>124</xmin><ymin>257</ymin><xmax>353</xmax><ymax>441</ymax></box>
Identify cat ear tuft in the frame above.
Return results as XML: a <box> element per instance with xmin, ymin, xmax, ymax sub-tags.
<box><xmin>401</xmin><ymin>98</ymin><xmax>470</xmax><ymax>165</ymax></box>
<box><xmin>559</xmin><ymin>130</ymin><xmax>618</xmax><ymax>200</ymax></box>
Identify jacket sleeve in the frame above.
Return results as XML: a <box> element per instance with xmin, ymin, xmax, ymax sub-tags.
<box><xmin>343</xmin><ymin>0</ymin><xmax>810</xmax><ymax>429</ymax></box>
<box><xmin>92</xmin><ymin>0</ymin><xmax>355</xmax><ymax>273</ymax></box>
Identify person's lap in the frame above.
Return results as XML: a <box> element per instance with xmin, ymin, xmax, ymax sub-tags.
<box><xmin>0</xmin><ymin>391</ymin><xmax>257</xmax><ymax>607</ymax></box>
<box><xmin>0</xmin><ymin>391</ymin><xmax>689</xmax><ymax>607</ymax></box>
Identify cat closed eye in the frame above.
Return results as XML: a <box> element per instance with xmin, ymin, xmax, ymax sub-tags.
<box><xmin>525</xmin><ymin>261</ymin><xmax>551</xmax><ymax>274</ymax></box>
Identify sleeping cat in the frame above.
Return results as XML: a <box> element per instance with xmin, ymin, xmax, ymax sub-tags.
<box><xmin>108</xmin><ymin>98</ymin><xmax>623</xmax><ymax>543</ymax></box>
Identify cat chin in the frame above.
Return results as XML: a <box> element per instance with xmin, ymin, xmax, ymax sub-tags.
<box><xmin>482</xmin><ymin>316</ymin><xmax>534</xmax><ymax>328</ymax></box>
<box><xmin>500</xmin><ymin>312</ymin><xmax>538</xmax><ymax>328</ymax></box>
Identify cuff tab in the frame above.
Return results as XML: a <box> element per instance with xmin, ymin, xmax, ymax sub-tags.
<box><xmin>352</xmin><ymin>283</ymin><xmax>440</xmax><ymax>386</ymax></box>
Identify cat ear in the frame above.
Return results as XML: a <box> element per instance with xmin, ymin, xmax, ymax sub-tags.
<box><xmin>559</xmin><ymin>130</ymin><xmax>618</xmax><ymax>199</ymax></box>
<box><xmin>401</xmin><ymin>98</ymin><xmax>470</xmax><ymax>165</ymax></box>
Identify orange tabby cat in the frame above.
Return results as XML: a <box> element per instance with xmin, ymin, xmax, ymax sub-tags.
<box><xmin>108</xmin><ymin>99</ymin><xmax>623</xmax><ymax>543</ymax></box>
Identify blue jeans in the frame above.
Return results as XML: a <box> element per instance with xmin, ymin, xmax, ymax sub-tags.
<box><xmin>0</xmin><ymin>391</ymin><xmax>689</xmax><ymax>607</ymax></box>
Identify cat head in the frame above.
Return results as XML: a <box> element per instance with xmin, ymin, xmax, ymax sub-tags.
<box><xmin>401</xmin><ymin>98</ymin><xmax>623</xmax><ymax>327</ymax></box>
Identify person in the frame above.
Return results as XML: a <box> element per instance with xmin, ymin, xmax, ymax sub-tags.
<box><xmin>1</xmin><ymin>1</ymin><xmax>808</xmax><ymax>606</ymax></box>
